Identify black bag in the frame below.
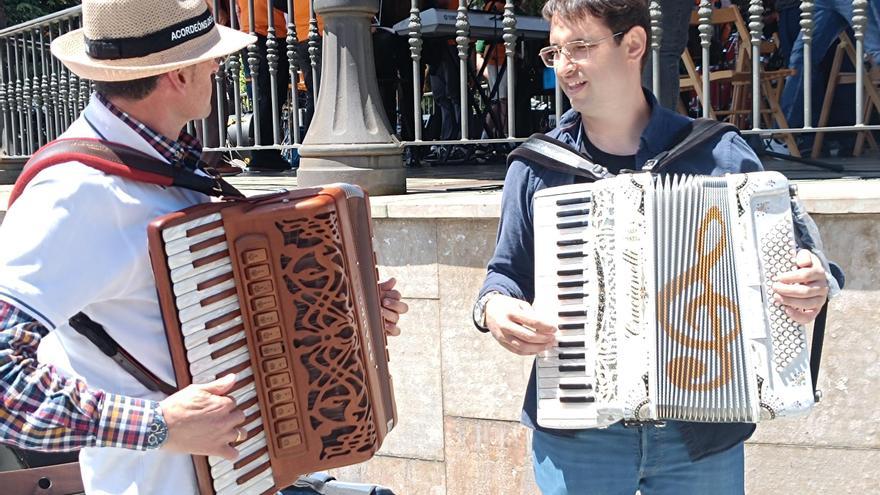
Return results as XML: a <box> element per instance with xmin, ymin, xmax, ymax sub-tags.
<box><xmin>282</xmin><ymin>472</ymin><xmax>395</xmax><ymax>495</ymax></box>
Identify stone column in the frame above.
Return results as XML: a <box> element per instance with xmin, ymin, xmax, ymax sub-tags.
<box><xmin>296</xmin><ymin>0</ymin><xmax>406</xmax><ymax>196</ymax></box>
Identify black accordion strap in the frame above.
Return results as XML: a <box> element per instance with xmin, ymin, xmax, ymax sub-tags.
<box><xmin>68</xmin><ymin>312</ymin><xmax>178</xmax><ymax>396</ymax></box>
<box><xmin>507</xmin><ymin>133</ymin><xmax>615</xmax><ymax>181</ymax></box>
<box><xmin>810</xmin><ymin>302</ymin><xmax>829</xmax><ymax>401</ymax></box>
<box><xmin>642</xmin><ymin>118</ymin><xmax>741</xmax><ymax>173</ymax></box>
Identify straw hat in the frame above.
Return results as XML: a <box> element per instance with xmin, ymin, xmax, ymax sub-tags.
<box><xmin>51</xmin><ymin>0</ymin><xmax>256</xmax><ymax>81</ymax></box>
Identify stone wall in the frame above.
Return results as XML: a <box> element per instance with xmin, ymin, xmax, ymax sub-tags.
<box><xmin>332</xmin><ymin>185</ymin><xmax>880</xmax><ymax>494</ymax></box>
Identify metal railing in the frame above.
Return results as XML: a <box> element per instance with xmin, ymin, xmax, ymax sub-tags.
<box><xmin>1</xmin><ymin>1</ymin><xmax>879</xmax><ymax>160</ymax></box>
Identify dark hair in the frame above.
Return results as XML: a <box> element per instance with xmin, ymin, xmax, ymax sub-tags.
<box><xmin>92</xmin><ymin>75</ymin><xmax>161</xmax><ymax>100</ymax></box>
<box><xmin>542</xmin><ymin>0</ymin><xmax>651</xmax><ymax>66</ymax></box>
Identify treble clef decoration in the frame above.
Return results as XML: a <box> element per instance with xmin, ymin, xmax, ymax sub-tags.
<box><xmin>657</xmin><ymin>205</ymin><xmax>741</xmax><ymax>392</ymax></box>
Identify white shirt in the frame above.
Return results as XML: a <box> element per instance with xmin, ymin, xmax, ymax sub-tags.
<box><xmin>0</xmin><ymin>96</ymin><xmax>209</xmax><ymax>494</ymax></box>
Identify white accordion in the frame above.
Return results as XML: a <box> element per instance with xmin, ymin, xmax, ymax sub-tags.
<box><xmin>533</xmin><ymin>171</ymin><xmax>815</xmax><ymax>429</ymax></box>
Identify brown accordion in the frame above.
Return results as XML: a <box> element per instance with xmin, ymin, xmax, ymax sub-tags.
<box><xmin>147</xmin><ymin>184</ymin><xmax>396</xmax><ymax>495</ymax></box>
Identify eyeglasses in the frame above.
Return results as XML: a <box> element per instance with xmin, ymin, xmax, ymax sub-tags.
<box><xmin>538</xmin><ymin>32</ymin><xmax>624</xmax><ymax>68</ymax></box>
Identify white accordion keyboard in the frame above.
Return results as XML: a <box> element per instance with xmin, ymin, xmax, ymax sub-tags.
<box><xmin>533</xmin><ymin>172</ymin><xmax>815</xmax><ymax>429</ymax></box>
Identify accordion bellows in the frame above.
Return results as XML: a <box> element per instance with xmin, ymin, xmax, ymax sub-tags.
<box><xmin>148</xmin><ymin>184</ymin><xmax>396</xmax><ymax>495</ymax></box>
<box><xmin>533</xmin><ymin>171</ymin><xmax>814</xmax><ymax>429</ymax></box>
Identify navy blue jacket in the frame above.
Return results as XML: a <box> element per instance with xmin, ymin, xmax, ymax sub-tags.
<box><xmin>478</xmin><ymin>92</ymin><xmax>764</xmax><ymax>461</ymax></box>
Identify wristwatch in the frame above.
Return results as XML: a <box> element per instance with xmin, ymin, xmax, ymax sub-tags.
<box><xmin>472</xmin><ymin>291</ymin><xmax>501</xmax><ymax>332</ymax></box>
<box><xmin>145</xmin><ymin>402</ymin><xmax>169</xmax><ymax>450</ymax></box>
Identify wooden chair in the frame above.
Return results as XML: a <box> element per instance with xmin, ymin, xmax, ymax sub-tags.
<box><xmin>812</xmin><ymin>31</ymin><xmax>880</xmax><ymax>157</ymax></box>
<box><xmin>678</xmin><ymin>6</ymin><xmax>801</xmax><ymax>156</ymax></box>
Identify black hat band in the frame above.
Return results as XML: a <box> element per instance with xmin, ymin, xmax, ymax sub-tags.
<box><xmin>84</xmin><ymin>10</ymin><xmax>215</xmax><ymax>60</ymax></box>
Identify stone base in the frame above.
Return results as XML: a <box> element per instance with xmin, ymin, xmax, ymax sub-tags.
<box><xmin>0</xmin><ymin>157</ymin><xmax>25</xmax><ymax>185</ymax></box>
<box><xmin>296</xmin><ymin>154</ymin><xmax>406</xmax><ymax>196</ymax></box>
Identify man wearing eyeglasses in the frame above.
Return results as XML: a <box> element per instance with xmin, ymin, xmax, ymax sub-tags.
<box><xmin>471</xmin><ymin>0</ymin><xmax>838</xmax><ymax>493</ymax></box>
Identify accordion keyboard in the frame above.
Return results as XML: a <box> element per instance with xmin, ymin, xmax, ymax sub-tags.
<box><xmin>162</xmin><ymin>212</ymin><xmax>277</xmax><ymax>495</ymax></box>
<box><xmin>532</xmin><ymin>188</ymin><xmax>611</xmax><ymax>429</ymax></box>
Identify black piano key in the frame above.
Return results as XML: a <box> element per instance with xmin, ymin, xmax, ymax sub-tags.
<box><xmin>557</xmin><ymin>280</ymin><xmax>585</xmax><ymax>288</ymax></box>
<box><xmin>559</xmin><ymin>293</ymin><xmax>587</xmax><ymax>300</ymax></box>
<box><xmin>560</xmin><ymin>396</ymin><xmax>596</xmax><ymax>403</ymax></box>
<box><xmin>557</xmin><ymin>239</ymin><xmax>586</xmax><ymax>247</ymax></box>
<box><xmin>558</xmin><ymin>352</ymin><xmax>586</xmax><ymax>360</ymax></box>
<box><xmin>559</xmin><ymin>310</ymin><xmax>587</xmax><ymax>317</ymax></box>
<box><xmin>557</xmin><ymin>269</ymin><xmax>583</xmax><ymax>276</ymax></box>
<box><xmin>559</xmin><ymin>323</ymin><xmax>585</xmax><ymax>330</ymax></box>
<box><xmin>557</xmin><ymin>220</ymin><xmax>590</xmax><ymax>229</ymax></box>
<box><xmin>559</xmin><ymin>383</ymin><xmax>592</xmax><ymax>390</ymax></box>
<box><xmin>556</xmin><ymin>196</ymin><xmax>591</xmax><ymax>206</ymax></box>
<box><xmin>557</xmin><ymin>252</ymin><xmax>587</xmax><ymax>260</ymax></box>
<box><xmin>557</xmin><ymin>340</ymin><xmax>586</xmax><ymax>348</ymax></box>
<box><xmin>559</xmin><ymin>364</ymin><xmax>586</xmax><ymax>372</ymax></box>
<box><xmin>556</xmin><ymin>208</ymin><xmax>590</xmax><ymax>218</ymax></box>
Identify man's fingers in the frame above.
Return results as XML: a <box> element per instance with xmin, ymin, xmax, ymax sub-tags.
<box><xmin>509</xmin><ymin>312</ymin><xmax>557</xmax><ymax>335</ymax></box>
<box><xmin>784</xmin><ymin>306</ymin><xmax>819</xmax><ymax>324</ymax></box>
<box><xmin>495</xmin><ymin>332</ymin><xmax>554</xmax><ymax>355</ymax></box>
<box><xmin>378</xmin><ymin>277</ymin><xmax>397</xmax><ymax>292</ymax></box>
<box><xmin>772</xmin><ymin>281</ymin><xmax>828</xmax><ymax>299</ymax></box>
<box><xmin>775</xmin><ymin>266</ymin><xmax>825</xmax><ymax>285</ymax></box>
<box><xmin>384</xmin><ymin>321</ymin><xmax>401</xmax><ymax>336</ymax></box>
<box><xmin>493</xmin><ymin>321</ymin><xmax>555</xmax><ymax>346</ymax></box>
<box><xmin>216</xmin><ymin>444</ymin><xmax>240</xmax><ymax>461</ymax></box>
<box><xmin>776</xmin><ymin>293</ymin><xmax>827</xmax><ymax>312</ymax></box>
<box><xmin>196</xmin><ymin>373</ymin><xmax>236</xmax><ymax>395</ymax></box>
<box><xmin>382</xmin><ymin>297</ymin><xmax>408</xmax><ymax>315</ymax></box>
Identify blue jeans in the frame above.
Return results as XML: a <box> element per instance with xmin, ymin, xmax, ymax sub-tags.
<box><xmin>532</xmin><ymin>422</ymin><xmax>744</xmax><ymax>495</ymax></box>
<box><xmin>781</xmin><ymin>0</ymin><xmax>880</xmax><ymax>129</ymax></box>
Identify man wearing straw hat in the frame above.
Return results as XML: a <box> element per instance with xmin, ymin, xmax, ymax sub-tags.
<box><xmin>0</xmin><ymin>0</ymin><xmax>407</xmax><ymax>493</ymax></box>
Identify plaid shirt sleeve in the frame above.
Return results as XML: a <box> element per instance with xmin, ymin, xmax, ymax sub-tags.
<box><xmin>0</xmin><ymin>301</ymin><xmax>159</xmax><ymax>451</ymax></box>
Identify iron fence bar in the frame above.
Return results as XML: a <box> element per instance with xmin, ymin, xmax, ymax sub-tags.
<box><xmin>503</xmin><ymin>0</ymin><xmax>516</xmax><ymax>138</ymax></box>
<box><xmin>456</xmin><ymin>1</ymin><xmax>469</xmax><ymax>141</ymax></box>
<box><xmin>8</xmin><ymin>38</ymin><xmax>19</xmax><ymax>156</ymax></box>
<box><xmin>286</xmin><ymin>0</ymin><xmax>301</xmax><ymax>145</ymax></box>
<box><xmin>39</xmin><ymin>27</ymin><xmax>54</xmax><ymax>142</ymax></box>
<box><xmin>853</xmin><ymin>0</ymin><xmax>867</xmax><ymax>126</ymax></box>
<box><xmin>31</xmin><ymin>29</ymin><xmax>44</xmax><ymax>149</ymax></box>
<box><xmin>246</xmin><ymin>0</ymin><xmax>261</xmax><ymax>147</ymax></box>
<box><xmin>0</xmin><ymin>38</ymin><xmax>9</xmax><ymax>156</ymax></box>
<box><xmin>649</xmin><ymin>0</ymin><xmax>662</xmax><ymax>97</ymax></box>
<box><xmin>267</xmin><ymin>0</ymin><xmax>280</xmax><ymax>146</ymax></box>
<box><xmin>308</xmin><ymin>0</ymin><xmax>320</xmax><ymax>101</ymax></box>
<box><xmin>229</xmin><ymin>0</ymin><xmax>243</xmax><ymax>151</ymax></box>
<box><xmin>409</xmin><ymin>0</ymin><xmax>423</xmax><ymax>142</ymax></box>
<box><xmin>802</xmin><ymin>0</ymin><xmax>813</xmax><ymax>128</ymax></box>
<box><xmin>698</xmin><ymin>0</ymin><xmax>711</xmax><ymax>118</ymax></box>
<box><xmin>749</xmin><ymin>0</ymin><xmax>763</xmax><ymax>130</ymax></box>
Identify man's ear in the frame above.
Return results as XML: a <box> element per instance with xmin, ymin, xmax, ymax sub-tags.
<box><xmin>624</xmin><ymin>26</ymin><xmax>648</xmax><ymax>64</ymax></box>
<box><xmin>161</xmin><ymin>67</ymin><xmax>191</xmax><ymax>93</ymax></box>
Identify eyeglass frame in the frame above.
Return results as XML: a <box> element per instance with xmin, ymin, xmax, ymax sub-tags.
<box><xmin>538</xmin><ymin>32</ymin><xmax>625</xmax><ymax>68</ymax></box>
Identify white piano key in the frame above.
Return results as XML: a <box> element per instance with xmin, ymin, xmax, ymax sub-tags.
<box><xmin>229</xmin><ymin>383</ymin><xmax>258</xmax><ymax>405</ymax></box>
<box><xmin>212</xmin><ymin>453</ymin><xmax>270</xmax><ymax>491</ymax></box>
<box><xmin>189</xmin><ymin>343</ymin><xmax>249</xmax><ymax>375</ymax></box>
<box><xmin>171</xmin><ymin>255</ymin><xmax>233</xmax><ymax>284</ymax></box>
<box><xmin>215</xmin><ymin>467</ymin><xmax>274</xmax><ymax>495</ymax></box>
<box><xmin>211</xmin><ymin>437</ymin><xmax>267</xmax><ymax>478</ymax></box>
<box><xmin>536</xmin><ymin>356</ymin><xmax>587</xmax><ymax>367</ymax></box>
<box><xmin>165</xmin><ymin>226</ymin><xmax>226</xmax><ymax>258</ymax></box>
<box><xmin>184</xmin><ymin>314</ymin><xmax>244</xmax><ymax>350</ymax></box>
<box><xmin>181</xmin><ymin>302</ymin><xmax>241</xmax><ymax>336</ymax></box>
<box><xmin>176</xmin><ymin>277</ymin><xmax>237</xmax><ymax>311</ymax></box>
<box><xmin>173</xmin><ymin>263</ymin><xmax>233</xmax><ymax>297</ymax></box>
<box><xmin>162</xmin><ymin>212</ymin><xmax>222</xmax><ymax>243</ymax></box>
<box><xmin>191</xmin><ymin>351</ymin><xmax>252</xmax><ymax>384</ymax></box>
<box><xmin>186</xmin><ymin>330</ymin><xmax>247</xmax><ymax>362</ymax></box>
<box><xmin>538</xmin><ymin>376</ymin><xmax>593</xmax><ymax>389</ymax></box>
<box><xmin>210</xmin><ymin>430</ymin><xmax>267</xmax><ymax>468</ymax></box>
<box><xmin>168</xmin><ymin>239</ymin><xmax>230</xmax><ymax>271</ymax></box>
<box><xmin>179</xmin><ymin>294</ymin><xmax>239</xmax><ymax>326</ymax></box>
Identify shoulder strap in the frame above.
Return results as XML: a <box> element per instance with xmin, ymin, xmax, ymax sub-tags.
<box><xmin>507</xmin><ymin>133</ymin><xmax>615</xmax><ymax>182</ymax></box>
<box><xmin>8</xmin><ymin>138</ymin><xmax>243</xmax><ymax>208</ymax></box>
<box><xmin>642</xmin><ymin>118</ymin><xmax>741</xmax><ymax>173</ymax></box>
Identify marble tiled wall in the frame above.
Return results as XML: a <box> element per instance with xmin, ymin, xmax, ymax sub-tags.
<box><xmin>332</xmin><ymin>212</ymin><xmax>880</xmax><ymax>494</ymax></box>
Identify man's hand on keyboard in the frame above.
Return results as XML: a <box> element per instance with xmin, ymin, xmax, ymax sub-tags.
<box><xmin>485</xmin><ymin>294</ymin><xmax>556</xmax><ymax>355</ymax></box>
<box><xmin>160</xmin><ymin>373</ymin><xmax>246</xmax><ymax>460</ymax></box>
<box><xmin>772</xmin><ymin>249</ymin><xmax>829</xmax><ymax>325</ymax></box>
<box><xmin>379</xmin><ymin>277</ymin><xmax>408</xmax><ymax>337</ymax></box>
